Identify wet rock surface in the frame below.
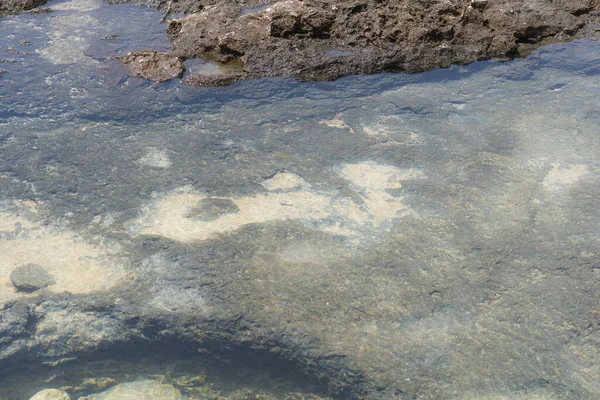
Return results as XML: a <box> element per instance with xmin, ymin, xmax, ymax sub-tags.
<box><xmin>117</xmin><ymin>0</ymin><xmax>600</xmax><ymax>84</ymax></box>
<box><xmin>0</xmin><ymin>0</ymin><xmax>47</xmax><ymax>18</ymax></box>
<box><xmin>119</xmin><ymin>50</ymin><xmax>185</xmax><ymax>82</ymax></box>
<box><xmin>183</xmin><ymin>72</ymin><xmax>244</xmax><ymax>87</ymax></box>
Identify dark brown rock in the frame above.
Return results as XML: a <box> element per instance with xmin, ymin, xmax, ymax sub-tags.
<box><xmin>166</xmin><ymin>4</ymin><xmax>270</xmax><ymax>63</ymax></box>
<box><xmin>0</xmin><ymin>0</ymin><xmax>46</xmax><ymax>17</ymax></box>
<box><xmin>269</xmin><ymin>0</ymin><xmax>335</xmax><ymax>38</ymax></box>
<box><xmin>117</xmin><ymin>0</ymin><xmax>600</xmax><ymax>86</ymax></box>
<box><xmin>119</xmin><ymin>50</ymin><xmax>185</xmax><ymax>83</ymax></box>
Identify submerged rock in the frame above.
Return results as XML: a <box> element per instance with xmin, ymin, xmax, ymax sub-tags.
<box><xmin>29</xmin><ymin>389</ymin><xmax>71</xmax><ymax>400</ymax></box>
<box><xmin>119</xmin><ymin>50</ymin><xmax>185</xmax><ymax>83</ymax></box>
<box><xmin>185</xmin><ymin>198</ymin><xmax>241</xmax><ymax>221</ymax></box>
<box><xmin>10</xmin><ymin>263</ymin><xmax>55</xmax><ymax>292</ymax></box>
<box><xmin>81</xmin><ymin>380</ymin><xmax>182</xmax><ymax>400</ymax></box>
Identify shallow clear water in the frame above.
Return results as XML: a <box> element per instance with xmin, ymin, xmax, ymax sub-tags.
<box><xmin>1</xmin><ymin>1</ymin><xmax>600</xmax><ymax>399</ymax></box>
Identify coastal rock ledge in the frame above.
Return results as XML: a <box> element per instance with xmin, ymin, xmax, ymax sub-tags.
<box><xmin>112</xmin><ymin>0</ymin><xmax>600</xmax><ymax>85</ymax></box>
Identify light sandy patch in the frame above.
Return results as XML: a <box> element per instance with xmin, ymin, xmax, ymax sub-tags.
<box><xmin>330</xmin><ymin>199</ymin><xmax>370</xmax><ymax>228</ymax></box>
<box><xmin>138</xmin><ymin>148</ymin><xmax>172</xmax><ymax>169</ymax></box>
<box><xmin>30</xmin><ymin>389</ymin><xmax>71</xmax><ymax>400</ymax></box>
<box><xmin>134</xmin><ymin>190</ymin><xmax>332</xmax><ymax>243</ymax></box>
<box><xmin>132</xmin><ymin>162</ymin><xmax>426</xmax><ymax>242</ymax></box>
<box><xmin>261</xmin><ymin>171</ymin><xmax>310</xmax><ymax>191</ymax></box>
<box><xmin>0</xmin><ymin>279</ymin><xmax>19</xmax><ymax>304</ymax></box>
<box><xmin>0</xmin><ymin>207</ymin><xmax>126</xmax><ymax>304</ymax></box>
<box><xmin>542</xmin><ymin>163</ymin><xmax>589</xmax><ymax>190</ymax></box>
<box><xmin>333</xmin><ymin>162</ymin><xmax>425</xmax><ymax>225</ymax></box>
<box><xmin>338</xmin><ymin>162</ymin><xmax>425</xmax><ymax>191</ymax></box>
<box><xmin>0</xmin><ymin>214</ymin><xmax>37</xmax><ymax>232</ymax></box>
<box><xmin>84</xmin><ymin>380</ymin><xmax>182</xmax><ymax>400</ymax></box>
<box><xmin>360</xmin><ymin>190</ymin><xmax>416</xmax><ymax>224</ymax></box>
<box><xmin>319</xmin><ymin>114</ymin><xmax>354</xmax><ymax>132</ymax></box>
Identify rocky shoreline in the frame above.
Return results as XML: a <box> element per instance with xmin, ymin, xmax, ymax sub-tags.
<box><xmin>2</xmin><ymin>2</ymin><xmax>600</xmax><ymax>400</ymax></box>
<box><xmin>3</xmin><ymin>0</ymin><xmax>600</xmax><ymax>85</ymax></box>
<box><xmin>0</xmin><ymin>0</ymin><xmax>48</xmax><ymax>17</ymax></box>
<box><xmin>117</xmin><ymin>0</ymin><xmax>600</xmax><ymax>85</ymax></box>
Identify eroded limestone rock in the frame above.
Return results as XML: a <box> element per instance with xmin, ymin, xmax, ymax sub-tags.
<box><xmin>131</xmin><ymin>0</ymin><xmax>600</xmax><ymax>85</ymax></box>
<box><xmin>0</xmin><ymin>0</ymin><xmax>47</xmax><ymax>18</ymax></box>
<box><xmin>119</xmin><ymin>50</ymin><xmax>185</xmax><ymax>82</ymax></box>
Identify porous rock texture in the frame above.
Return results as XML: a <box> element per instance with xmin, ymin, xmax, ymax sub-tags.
<box><xmin>116</xmin><ymin>0</ymin><xmax>600</xmax><ymax>85</ymax></box>
<box><xmin>0</xmin><ymin>0</ymin><xmax>47</xmax><ymax>17</ymax></box>
<box><xmin>119</xmin><ymin>50</ymin><xmax>185</xmax><ymax>82</ymax></box>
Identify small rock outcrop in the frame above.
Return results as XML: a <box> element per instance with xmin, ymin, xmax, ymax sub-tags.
<box><xmin>0</xmin><ymin>0</ymin><xmax>47</xmax><ymax>17</ymax></box>
<box><xmin>118</xmin><ymin>50</ymin><xmax>185</xmax><ymax>83</ymax></box>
